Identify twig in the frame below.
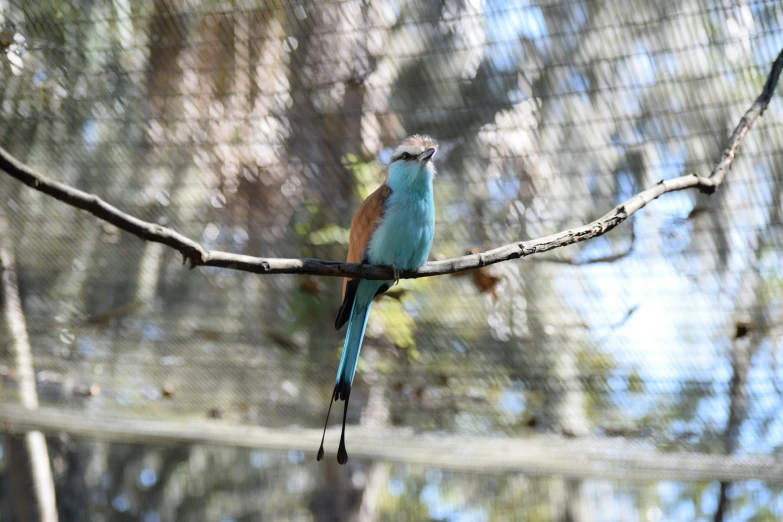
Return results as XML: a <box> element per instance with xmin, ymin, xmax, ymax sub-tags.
<box><xmin>0</xmin><ymin>48</ymin><xmax>781</xmax><ymax>280</ymax></box>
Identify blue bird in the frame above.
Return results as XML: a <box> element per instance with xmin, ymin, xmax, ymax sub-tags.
<box><xmin>317</xmin><ymin>135</ymin><xmax>438</xmax><ymax>464</ymax></box>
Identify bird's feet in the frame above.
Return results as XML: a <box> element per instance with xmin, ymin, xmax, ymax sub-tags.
<box><xmin>392</xmin><ymin>266</ymin><xmax>401</xmax><ymax>286</ymax></box>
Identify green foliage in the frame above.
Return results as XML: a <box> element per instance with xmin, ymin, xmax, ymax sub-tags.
<box><xmin>373</xmin><ymin>297</ymin><xmax>417</xmax><ymax>351</ymax></box>
<box><xmin>627</xmin><ymin>366</ymin><xmax>645</xmax><ymax>394</ymax></box>
<box><xmin>577</xmin><ymin>346</ymin><xmax>618</xmax><ymax>417</ymax></box>
<box><xmin>308</xmin><ymin>223</ymin><xmax>349</xmax><ymax>246</ymax></box>
<box><xmin>342</xmin><ymin>153</ymin><xmax>386</xmax><ymax>200</ymax></box>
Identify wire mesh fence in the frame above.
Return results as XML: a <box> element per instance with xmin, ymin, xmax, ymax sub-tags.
<box><xmin>1</xmin><ymin>0</ymin><xmax>783</xmax><ymax>520</ymax></box>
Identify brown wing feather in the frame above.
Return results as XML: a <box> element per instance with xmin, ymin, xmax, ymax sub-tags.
<box><xmin>342</xmin><ymin>183</ymin><xmax>391</xmax><ymax>297</ymax></box>
<box><xmin>334</xmin><ymin>183</ymin><xmax>392</xmax><ymax>330</ymax></box>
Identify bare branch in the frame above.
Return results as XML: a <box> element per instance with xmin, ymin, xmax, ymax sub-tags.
<box><xmin>707</xmin><ymin>47</ymin><xmax>783</xmax><ymax>190</ymax></box>
<box><xmin>1</xmin><ymin>48</ymin><xmax>781</xmax><ymax>280</ymax></box>
<box><xmin>534</xmin><ymin>224</ymin><xmax>635</xmax><ymax>266</ymax></box>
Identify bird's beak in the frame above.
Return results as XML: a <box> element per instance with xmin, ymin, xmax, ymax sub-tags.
<box><xmin>419</xmin><ymin>148</ymin><xmax>436</xmax><ymax>162</ymax></box>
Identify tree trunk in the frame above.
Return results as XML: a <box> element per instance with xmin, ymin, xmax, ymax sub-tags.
<box><xmin>0</xmin><ymin>219</ymin><xmax>58</xmax><ymax>522</ymax></box>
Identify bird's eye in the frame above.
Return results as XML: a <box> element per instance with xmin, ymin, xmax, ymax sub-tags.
<box><xmin>400</xmin><ymin>152</ymin><xmax>412</xmax><ymax>160</ymax></box>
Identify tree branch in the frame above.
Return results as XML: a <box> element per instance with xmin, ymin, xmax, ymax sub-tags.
<box><xmin>534</xmin><ymin>224</ymin><xmax>635</xmax><ymax>266</ymax></box>
<box><xmin>1</xmin><ymin>48</ymin><xmax>781</xmax><ymax>280</ymax></box>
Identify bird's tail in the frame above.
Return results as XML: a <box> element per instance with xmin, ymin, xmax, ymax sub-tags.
<box><xmin>334</xmin><ymin>286</ymin><xmax>375</xmax><ymax>401</ymax></box>
<box><xmin>318</xmin><ymin>280</ymin><xmax>384</xmax><ymax>464</ymax></box>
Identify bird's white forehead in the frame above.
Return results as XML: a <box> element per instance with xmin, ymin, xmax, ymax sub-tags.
<box><xmin>393</xmin><ymin>144</ymin><xmax>425</xmax><ymax>157</ymax></box>
<box><xmin>390</xmin><ymin>134</ymin><xmax>438</xmax><ymax>161</ymax></box>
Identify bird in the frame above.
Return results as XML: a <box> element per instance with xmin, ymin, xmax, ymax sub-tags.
<box><xmin>317</xmin><ymin>135</ymin><xmax>438</xmax><ymax>464</ymax></box>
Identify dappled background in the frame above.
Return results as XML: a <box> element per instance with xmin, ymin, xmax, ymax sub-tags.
<box><xmin>1</xmin><ymin>0</ymin><xmax>782</xmax><ymax>520</ymax></box>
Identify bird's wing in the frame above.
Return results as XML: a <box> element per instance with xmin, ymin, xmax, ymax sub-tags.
<box><xmin>344</xmin><ymin>183</ymin><xmax>392</xmax><ymax>293</ymax></box>
<box><xmin>334</xmin><ymin>183</ymin><xmax>392</xmax><ymax>330</ymax></box>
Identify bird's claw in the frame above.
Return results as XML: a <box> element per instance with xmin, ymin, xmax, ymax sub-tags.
<box><xmin>392</xmin><ymin>267</ymin><xmax>401</xmax><ymax>286</ymax></box>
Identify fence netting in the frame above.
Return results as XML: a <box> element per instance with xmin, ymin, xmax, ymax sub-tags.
<box><xmin>1</xmin><ymin>0</ymin><xmax>783</xmax><ymax>520</ymax></box>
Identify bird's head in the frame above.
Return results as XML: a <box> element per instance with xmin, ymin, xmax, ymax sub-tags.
<box><xmin>386</xmin><ymin>135</ymin><xmax>438</xmax><ymax>192</ymax></box>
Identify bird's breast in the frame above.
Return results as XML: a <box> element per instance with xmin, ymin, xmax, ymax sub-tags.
<box><xmin>366</xmin><ymin>192</ymin><xmax>435</xmax><ymax>271</ymax></box>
